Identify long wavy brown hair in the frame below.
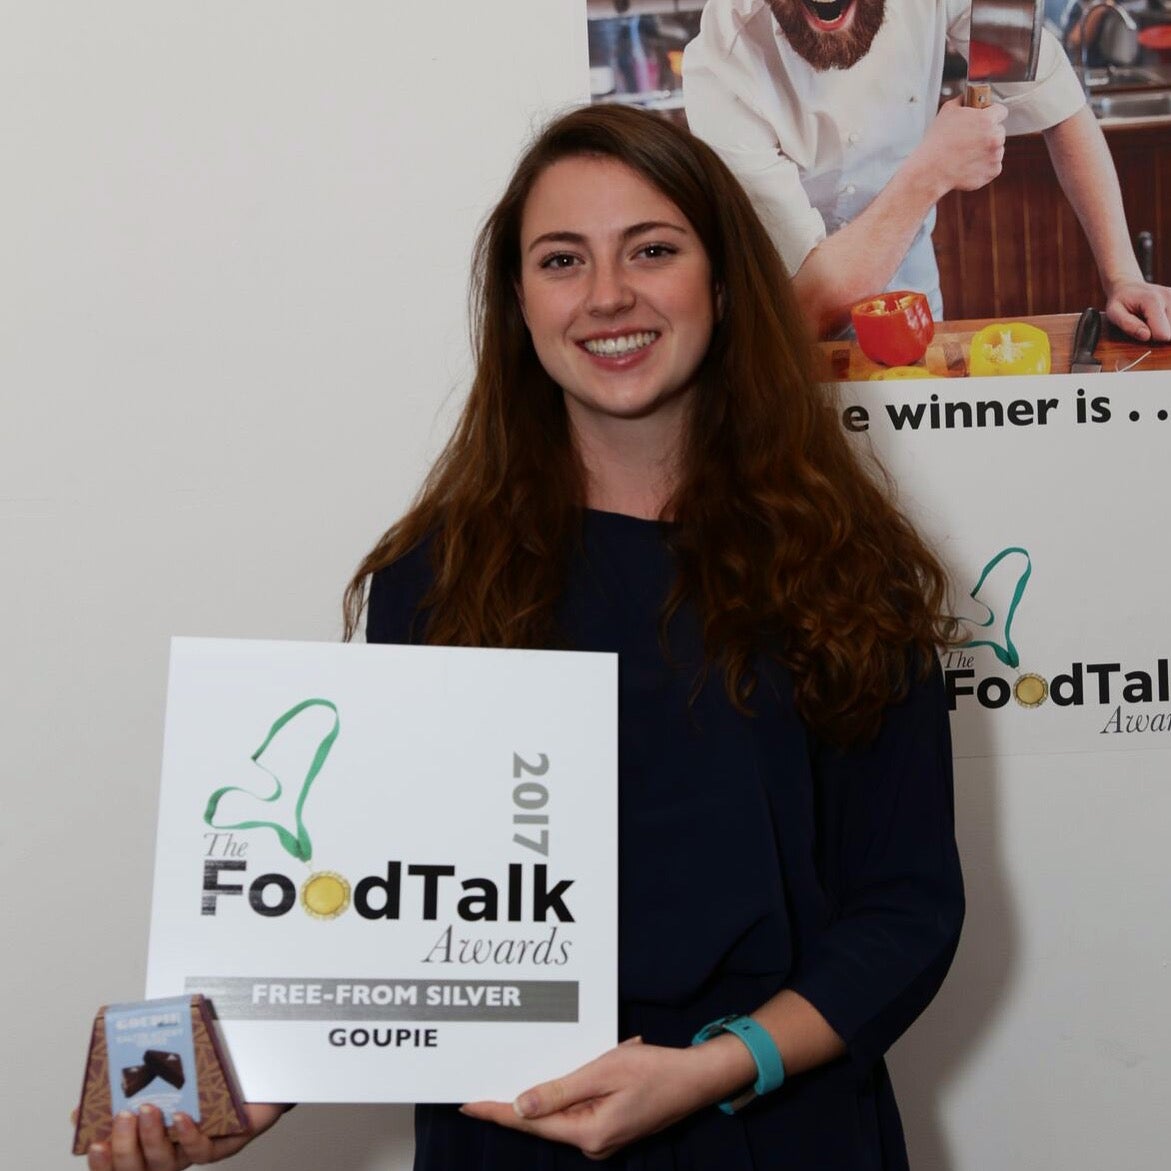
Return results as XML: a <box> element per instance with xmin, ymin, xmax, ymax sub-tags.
<box><xmin>344</xmin><ymin>103</ymin><xmax>957</xmax><ymax>746</ymax></box>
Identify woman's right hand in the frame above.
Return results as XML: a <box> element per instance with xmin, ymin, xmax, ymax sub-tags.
<box><xmin>86</xmin><ymin>1102</ymin><xmax>285</xmax><ymax>1170</ymax></box>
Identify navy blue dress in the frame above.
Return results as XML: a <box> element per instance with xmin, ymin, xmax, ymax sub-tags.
<box><xmin>366</xmin><ymin>509</ymin><xmax>963</xmax><ymax>1170</ymax></box>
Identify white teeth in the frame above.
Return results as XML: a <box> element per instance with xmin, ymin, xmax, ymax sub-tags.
<box><xmin>582</xmin><ymin>331</ymin><xmax>658</xmax><ymax>357</ymax></box>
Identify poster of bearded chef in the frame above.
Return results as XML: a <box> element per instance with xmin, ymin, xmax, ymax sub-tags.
<box><xmin>583</xmin><ymin>0</ymin><xmax>1171</xmax><ymax>349</ymax></box>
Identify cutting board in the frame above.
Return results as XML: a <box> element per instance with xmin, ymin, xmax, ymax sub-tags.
<box><xmin>821</xmin><ymin>328</ymin><xmax>974</xmax><ymax>381</ymax></box>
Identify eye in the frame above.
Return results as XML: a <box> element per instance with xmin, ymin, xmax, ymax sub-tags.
<box><xmin>538</xmin><ymin>252</ymin><xmax>581</xmax><ymax>271</ymax></box>
<box><xmin>634</xmin><ymin>242</ymin><xmax>678</xmax><ymax>261</ymax></box>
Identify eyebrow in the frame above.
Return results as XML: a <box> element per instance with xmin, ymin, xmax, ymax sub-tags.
<box><xmin>525</xmin><ymin>220</ymin><xmax>689</xmax><ymax>254</ymax></box>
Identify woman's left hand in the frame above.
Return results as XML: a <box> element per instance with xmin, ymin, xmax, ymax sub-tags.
<box><xmin>459</xmin><ymin>1035</ymin><xmax>751</xmax><ymax>1161</ymax></box>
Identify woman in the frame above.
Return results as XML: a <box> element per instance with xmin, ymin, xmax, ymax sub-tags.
<box><xmin>88</xmin><ymin>103</ymin><xmax>962</xmax><ymax>1170</ymax></box>
<box><xmin>349</xmin><ymin>103</ymin><xmax>962</xmax><ymax>1168</ymax></box>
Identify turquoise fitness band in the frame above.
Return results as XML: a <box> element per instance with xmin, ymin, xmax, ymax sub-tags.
<box><xmin>691</xmin><ymin>1014</ymin><xmax>786</xmax><ymax>1115</ymax></box>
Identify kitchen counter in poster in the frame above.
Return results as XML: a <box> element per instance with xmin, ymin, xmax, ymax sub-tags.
<box><xmin>820</xmin><ymin>312</ymin><xmax>1171</xmax><ymax>381</ymax></box>
<box><xmin>145</xmin><ymin>638</ymin><xmax>617</xmax><ymax>1104</ymax></box>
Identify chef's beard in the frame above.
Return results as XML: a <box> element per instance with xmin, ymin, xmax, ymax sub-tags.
<box><xmin>767</xmin><ymin>0</ymin><xmax>886</xmax><ymax>71</ymax></box>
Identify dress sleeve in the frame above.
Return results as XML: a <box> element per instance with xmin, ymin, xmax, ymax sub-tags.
<box><xmin>786</xmin><ymin>661</ymin><xmax>964</xmax><ymax>1073</ymax></box>
<box><xmin>364</xmin><ymin>541</ymin><xmax>434</xmax><ymax>646</ymax></box>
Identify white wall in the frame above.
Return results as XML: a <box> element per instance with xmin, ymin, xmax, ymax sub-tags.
<box><xmin>1</xmin><ymin>4</ymin><xmax>586</xmax><ymax>1167</ymax></box>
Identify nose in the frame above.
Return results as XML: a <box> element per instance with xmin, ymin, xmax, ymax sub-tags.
<box><xmin>585</xmin><ymin>258</ymin><xmax>635</xmax><ymax>317</ymax></box>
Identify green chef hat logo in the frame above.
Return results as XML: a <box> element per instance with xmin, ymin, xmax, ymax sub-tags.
<box><xmin>203</xmin><ymin>698</ymin><xmax>340</xmax><ymax>863</ymax></box>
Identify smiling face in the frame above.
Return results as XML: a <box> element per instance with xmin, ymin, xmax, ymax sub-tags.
<box><xmin>517</xmin><ymin>155</ymin><xmax>716</xmax><ymax>446</ymax></box>
<box><xmin>768</xmin><ymin>0</ymin><xmax>886</xmax><ymax>71</ymax></box>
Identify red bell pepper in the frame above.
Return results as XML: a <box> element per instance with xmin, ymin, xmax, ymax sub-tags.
<box><xmin>850</xmin><ymin>291</ymin><xmax>935</xmax><ymax>367</ymax></box>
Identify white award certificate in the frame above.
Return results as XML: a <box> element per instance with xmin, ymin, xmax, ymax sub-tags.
<box><xmin>145</xmin><ymin>637</ymin><xmax>617</xmax><ymax>1103</ymax></box>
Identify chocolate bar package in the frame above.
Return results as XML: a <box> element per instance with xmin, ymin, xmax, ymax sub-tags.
<box><xmin>73</xmin><ymin>995</ymin><xmax>248</xmax><ymax>1156</ymax></box>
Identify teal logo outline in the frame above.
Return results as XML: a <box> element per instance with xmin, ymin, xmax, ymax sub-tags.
<box><xmin>203</xmin><ymin>698</ymin><xmax>339</xmax><ymax>863</ymax></box>
<box><xmin>958</xmin><ymin>547</ymin><xmax>1032</xmax><ymax>669</ymax></box>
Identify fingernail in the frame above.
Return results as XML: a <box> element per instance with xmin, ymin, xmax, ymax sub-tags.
<box><xmin>514</xmin><ymin>1093</ymin><xmax>538</xmax><ymax>1118</ymax></box>
<box><xmin>174</xmin><ymin>1113</ymin><xmax>195</xmax><ymax>1134</ymax></box>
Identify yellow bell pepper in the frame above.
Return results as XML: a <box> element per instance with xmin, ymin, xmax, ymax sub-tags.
<box><xmin>870</xmin><ymin>366</ymin><xmax>933</xmax><ymax>380</ymax></box>
<box><xmin>969</xmin><ymin>322</ymin><xmax>1051</xmax><ymax>377</ymax></box>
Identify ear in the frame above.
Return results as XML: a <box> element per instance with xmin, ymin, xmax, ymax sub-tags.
<box><xmin>714</xmin><ymin>282</ymin><xmax>726</xmax><ymax>321</ymax></box>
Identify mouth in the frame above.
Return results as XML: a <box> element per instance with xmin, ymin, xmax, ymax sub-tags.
<box><xmin>800</xmin><ymin>0</ymin><xmax>855</xmax><ymax>30</ymax></box>
<box><xmin>578</xmin><ymin>331</ymin><xmax>660</xmax><ymax>358</ymax></box>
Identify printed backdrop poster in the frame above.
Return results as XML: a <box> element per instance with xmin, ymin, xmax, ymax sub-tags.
<box><xmin>146</xmin><ymin>638</ymin><xmax>617</xmax><ymax>1104</ymax></box>
<box><xmin>843</xmin><ymin>369</ymin><xmax>1171</xmax><ymax>1166</ymax></box>
<box><xmin>839</xmin><ymin>370</ymin><xmax>1171</xmax><ymax>757</ymax></box>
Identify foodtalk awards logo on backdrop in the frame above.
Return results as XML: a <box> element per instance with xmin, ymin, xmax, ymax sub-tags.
<box><xmin>198</xmin><ymin>698</ymin><xmax>578</xmax><ymax>960</ymax></box>
<box><xmin>943</xmin><ymin>548</ymin><xmax>1170</xmax><ymax>737</ymax></box>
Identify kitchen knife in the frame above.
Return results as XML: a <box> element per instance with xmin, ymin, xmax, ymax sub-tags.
<box><xmin>965</xmin><ymin>0</ymin><xmax>1045</xmax><ymax>108</ymax></box>
<box><xmin>1069</xmin><ymin>307</ymin><xmax>1103</xmax><ymax>374</ymax></box>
